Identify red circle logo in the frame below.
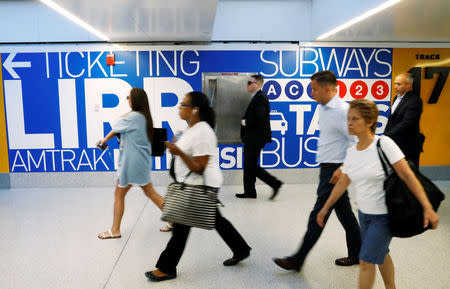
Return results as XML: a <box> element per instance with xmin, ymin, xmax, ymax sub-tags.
<box><xmin>336</xmin><ymin>80</ymin><xmax>347</xmax><ymax>98</ymax></box>
<box><xmin>371</xmin><ymin>81</ymin><xmax>389</xmax><ymax>100</ymax></box>
<box><xmin>350</xmin><ymin>81</ymin><xmax>368</xmax><ymax>99</ymax></box>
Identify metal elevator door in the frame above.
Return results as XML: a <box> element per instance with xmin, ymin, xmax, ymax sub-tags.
<box><xmin>202</xmin><ymin>73</ymin><xmax>255</xmax><ymax>144</ymax></box>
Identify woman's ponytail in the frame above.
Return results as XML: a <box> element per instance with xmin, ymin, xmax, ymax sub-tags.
<box><xmin>202</xmin><ymin>106</ymin><xmax>215</xmax><ymax>128</ymax></box>
<box><xmin>187</xmin><ymin>91</ymin><xmax>216</xmax><ymax>129</ymax></box>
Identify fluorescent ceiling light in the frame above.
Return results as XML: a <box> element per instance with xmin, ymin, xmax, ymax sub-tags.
<box><xmin>40</xmin><ymin>0</ymin><xmax>110</xmax><ymax>41</ymax></box>
<box><xmin>316</xmin><ymin>0</ymin><xmax>402</xmax><ymax>40</ymax></box>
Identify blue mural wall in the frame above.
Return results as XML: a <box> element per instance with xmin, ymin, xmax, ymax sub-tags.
<box><xmin>0</xmin><ymin>45</ymin><xmax>392</xmax><ymax>172</ymax></box>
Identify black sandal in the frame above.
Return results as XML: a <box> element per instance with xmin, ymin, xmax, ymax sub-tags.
<box><xmin>145</xmin><ymin>271</ymin><xmax>177</xmax><ymax>282</ymax></box>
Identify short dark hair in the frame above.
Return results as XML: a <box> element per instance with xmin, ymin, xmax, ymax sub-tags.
<box><xmin>311</xmin><ymin>70</ymin><xmax>337</xmax><ymax>87</ymax></box>
<box><xmin>251</xmin><ymin>74</ymin><xmax>264</xmax><ymax>85</ymax></box>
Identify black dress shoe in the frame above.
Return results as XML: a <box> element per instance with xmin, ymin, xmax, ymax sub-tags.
<box><xmin>145</xmin><ymin>271</ymin><xmax>177</xmax><ymax>282</ymax></box>
<box><xmin>335</xmin><ymin>257</ymin><xmax>359</xmax><ymax>266</ymax></box>
<box><xmin>269</xmin><ymin>181</ymin><xmax>283</xmax><ymax>200</ymax></box>
<box><xmin>235</xmin><ymin>193</ymin><xmax>256</xmax><ymax>199</ymax></box>
<box><xmin>273</xmin><ymin>257</ymin><xmax>302</xmax><ymax>272</ymax></box>
<box><xmin>223</xmin><ymin>251</ymin><xmax>250</xmax><ymax>266</ymax></box>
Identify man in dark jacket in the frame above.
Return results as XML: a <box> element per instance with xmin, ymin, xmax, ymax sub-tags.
<box><xmin>384</xmin><ymin>73</ymin><xmax>424</xmax><ymax>167</ymax></box>
<box><xmin>236</xmin><ymin>74</ymin><xmax>282</xmax><ymax>200</ymax></box>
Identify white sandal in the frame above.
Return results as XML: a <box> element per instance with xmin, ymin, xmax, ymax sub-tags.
<box><xmin>98</xmin><ymin>229</ymin><xmax>121</xmax><ymax>239</ymax></box>
<box><xmin>159</xmin><ymin>223</ymin><xmax>173</xmax><ymax>232</ymax></box>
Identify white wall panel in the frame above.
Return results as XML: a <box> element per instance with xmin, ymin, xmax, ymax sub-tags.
<box><xmin>212</xmin><ymin>0</ymin><xmax>311</xmax><ymax>41</ymax></box>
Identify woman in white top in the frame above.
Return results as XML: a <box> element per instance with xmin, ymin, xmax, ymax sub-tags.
<box><xmin>97</xmin><ymin>88</ymin><xmax>165</xmax><ymax>239</ymax></box>
<box><xmin>316</xmin><ymin>99</ymin><xmax>439</xmax><ymax>289</ymax></box>
<box><xmin>145</xmin><ymin>91</ymin><xmax>251</xmax><ymax>282</ymax></box>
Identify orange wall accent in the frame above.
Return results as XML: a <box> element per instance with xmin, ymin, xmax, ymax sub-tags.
<box><xmin>392</xmin><ymin>48</ymin><xmax>450</xmax><ymax>166</ymax></box>
<box><xmin>0</xmin><ymin>53</ymin><xmax>10</xmax><ymax>172</ymax></box>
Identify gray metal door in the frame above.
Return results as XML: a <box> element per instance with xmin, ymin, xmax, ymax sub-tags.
<box><xmin>202</xmin><ymin>73</ymin><xmax>255</xmax><ymax>144</ymax></box>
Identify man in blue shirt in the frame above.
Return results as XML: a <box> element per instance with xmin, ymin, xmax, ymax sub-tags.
<box><xmin>273</xmin><ymin>70</ymin><xmax>361</xmax><ymax>272</ymax></box>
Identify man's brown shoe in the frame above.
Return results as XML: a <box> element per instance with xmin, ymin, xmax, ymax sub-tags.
<box><xmin>223</xmin><ymin>251</ymin><xmax>250</xmax><ymax>266</ymax></box>
<box><xmin>335</xmin><ymin>257</ymin><xmax>359</xmax><ymax>266</ymax></box>
<box><xmin>273</xmin><ymin>257</ymin><xmax>301</xmax><ymax>272</ymax></box>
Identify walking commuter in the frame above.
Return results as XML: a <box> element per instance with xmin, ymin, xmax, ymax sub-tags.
<box><xmin>98</xmin><ymin>87</ymin><xmax>166</xmax><ymax>239</ymax></box>
<box><xmin>145</xmin><ymin>91</ymin><xmax>251</xmax><ymax>282</ymax></box>
<box><xmin>384</xmin><ymin>73</ymin><xmax>424</xmax><ymax>167</ymax></box>
<box><xmin>317</xmin><ymin>99</ymin><xmax>439</xmax><ymax>289</ymax></box>
<box><xmin>236</xmin><ymin>74</ymin><xmax>283</xmax><ymax>200</ymax></box>
<box><xmin>273</xmin><ymin>70</ymin><xmax>361</xmax><ymax>272</ymax></box>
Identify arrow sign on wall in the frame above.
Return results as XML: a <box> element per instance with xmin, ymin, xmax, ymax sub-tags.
<box><xmin>3</xmin><ymin>53</ymin><xmax>31</xmax><ymax>79</ymax></box>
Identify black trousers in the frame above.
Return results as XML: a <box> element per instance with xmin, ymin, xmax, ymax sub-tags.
<box><xmin>289</xmin><ymin>166</ymin><xmax>361</xmax><ymax>265</ymax></box>
<box><xmin>156</xmin><ymin>209</ymin><xmax>251</xmax><ymax>275</ymax></box>
<box><xmin>243</xmin><ymin>142</ymin><xmax>280</xmax><ymax>196</ymax></box>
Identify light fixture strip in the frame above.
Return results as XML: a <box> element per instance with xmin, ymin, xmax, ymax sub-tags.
<box><xmin>40</xmin><ymin>0</ymin><xmax>110</xmax><ymax>41</ymax></box>
<box><xmin>316</xmin><ymin>0</ymin><xmax>402</xmax><ymax>40</ymax></box>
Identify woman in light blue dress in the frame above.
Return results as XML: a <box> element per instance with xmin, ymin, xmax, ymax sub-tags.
<box><xmin>98</xmin><ymin>88</ymin><xmax>165</xmax><ymax>239</ymax></box>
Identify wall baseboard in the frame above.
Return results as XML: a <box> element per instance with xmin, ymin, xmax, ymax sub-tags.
<box><xmin>419</xmin><ymin>166</ymin><xmax>450</xmax><ymax>181</ymax></box>
<box><xmin>0</xmin><ymin>173</ymin><xmax>10</xmax><ymax>188</ymax></box>
<box><xmin>1</xmin><ymin>166</ymin><xmax>448</xmax><ymax>189</ymax></box>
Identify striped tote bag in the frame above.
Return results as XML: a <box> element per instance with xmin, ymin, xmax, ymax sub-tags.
<box><xmin>161</xmin><ymin>182</ymin><xmax>218</xmax><ymax>230</ymax></box>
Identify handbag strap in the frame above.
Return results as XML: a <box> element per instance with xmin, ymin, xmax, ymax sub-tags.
<box><xmin>169</xmin><ymin>157</ymin><xmax>176</xmax><ymax>180</ymax></box>
<box><xmin>182</xmin><ymin>170</ymin><xmax>194</xmax><ymax>183</ymax></box>
<box><xmin>173</xmin><ymin>155</ymin><xmax>224</xmax><ymax>207</ymax></box>
<box><xmin>376</xmin><ymin>138</ymin><xmax>393</xmax><ymax>177</ymax></box>
<box><xmin>170</xmin><ymin>156</ymin><xmax>196</xmax><ymax>184</ymax></box>
<box><xmin>180</xmin><ymin>165</ymin><xmax>224</xmax><ymax>207</ymax></box>
<box><xmin>179</xmin><ymin>166</ymin><xmax>205</xmax><ymax>190</ymax></box>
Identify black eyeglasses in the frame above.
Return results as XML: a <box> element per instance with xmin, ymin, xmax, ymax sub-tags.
<box><xmin>247</xmin><ymin>81</ymin><xmax>257</xmax><ymax>85</ymax></box>
<box><xmin>180</xmin><ymin>102</ymin><xmax>193</xmax><ymax>107</ymax></box>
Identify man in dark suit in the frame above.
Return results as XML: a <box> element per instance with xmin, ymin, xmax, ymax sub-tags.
<box><xmin>236</xmin><ymin>74</ymin><xmax>282</xmax><ymax>200</ymax></box>
<box><xmin>384</xmin><ymin>73</ymin><xmax>424</xmax><ymax>167</ymax></box>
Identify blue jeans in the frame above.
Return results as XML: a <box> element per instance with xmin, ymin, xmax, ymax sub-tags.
<box><xmin>358</xmin><ymin>210</ymin><xmax>392</xmax><ymax>265</ymax></box>
<box><xmin>290</xmin><ymin>166</ymin><xmax>362</xmax><ymax>265</ymax></box>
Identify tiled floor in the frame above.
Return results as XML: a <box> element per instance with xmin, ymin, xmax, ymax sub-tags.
<box><xmin>1</xmin><ymin>182</ymin><xmax>449</xmax><ymax>289</ymax></box>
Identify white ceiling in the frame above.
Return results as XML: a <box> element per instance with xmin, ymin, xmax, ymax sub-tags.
<box><xmin>47</xmin><ymin>0</ymin><xmax>219</xmax><ymax>42</ymax></box>
<box><xmin>320</xmin><ymin>0</ymin><xmax>450</xmax><ymax>42</ymax></box>
<box><xmin>0</xmin><ymin>0</ymin><xmax>449</xmax><ymax>43</ymax></box>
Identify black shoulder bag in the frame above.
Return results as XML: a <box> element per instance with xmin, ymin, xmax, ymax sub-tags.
<box><xmin>376</xmin><ymin>139</ymin><xmax>445</xmax><ymax>238</ymax></box>
<box><xmin>151</xmin><ymin>128</ymin><xmax>167</xmax><ymax>156</ymax></box>
<box><xmin>116</xmin><ymin>127</ymin><xmax>167</xmax><ymax>157</ymax></box>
